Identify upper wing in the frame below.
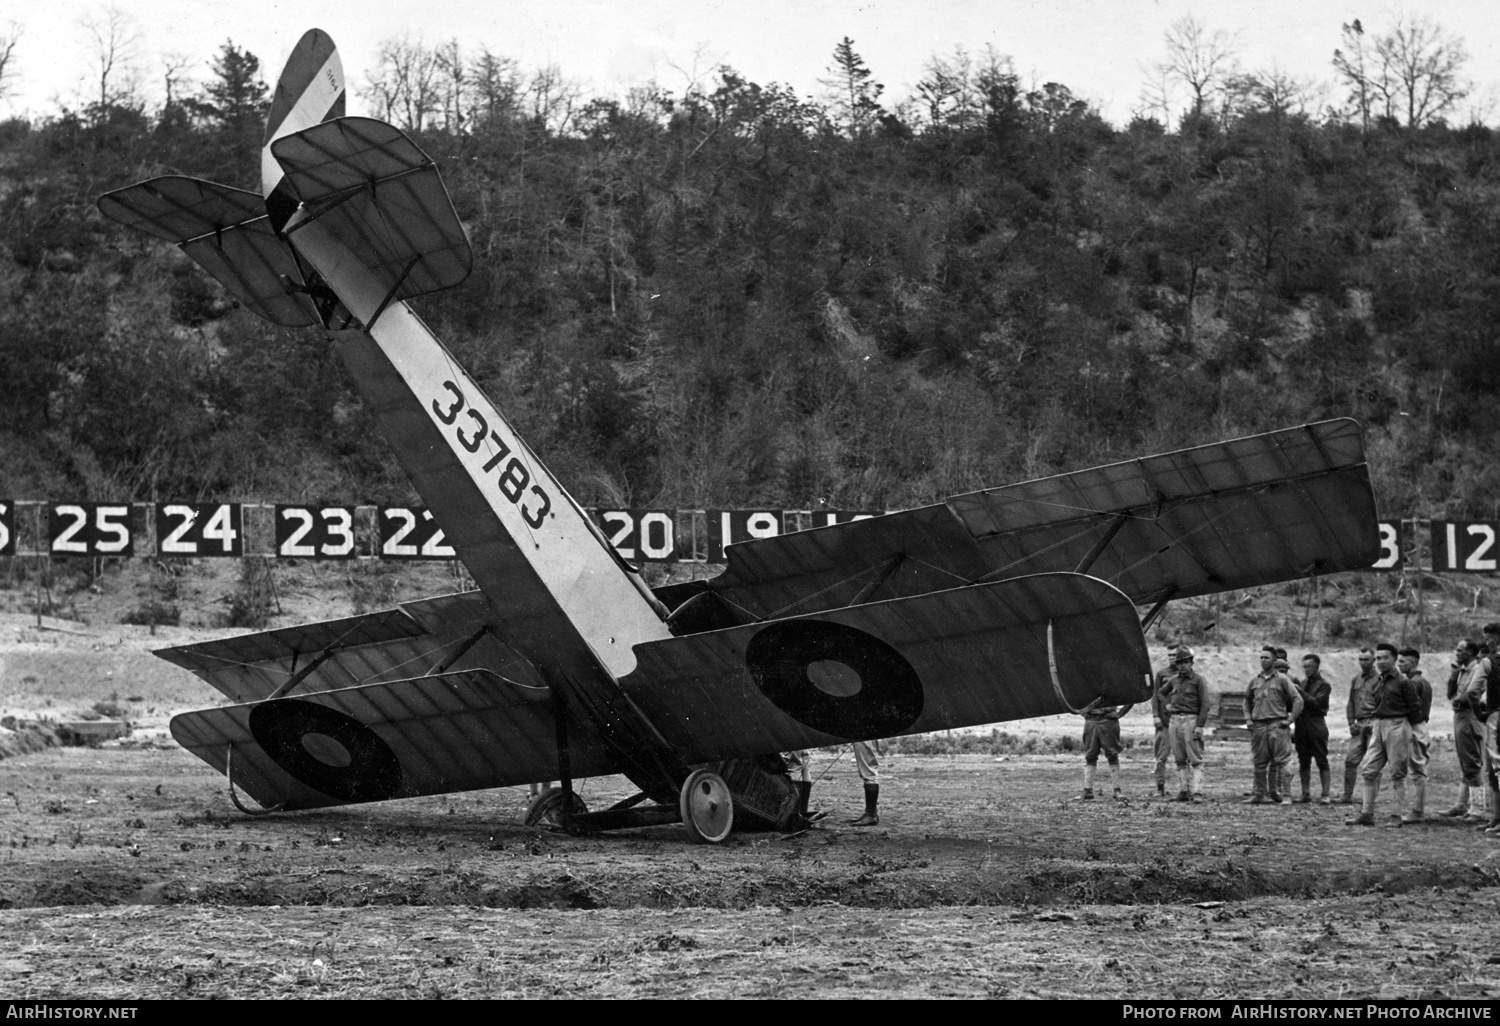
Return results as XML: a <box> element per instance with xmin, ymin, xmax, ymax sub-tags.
<box><xmin>620</xmin><ymin>572</ymin><xmax>1151</xmax><ymax>762</ymax></box>
<box><xmin>270</xmin><ymin>116</ymin><xmax>472</xmax><ymax>303</ymax></box>
<box><xmin>699</xmin><ymin>420</ymin><xmax>1378</xmax><ymax>620</ymax></box>
<box><xmin>97</xmin><ymin>176</ymin><xmax>320</xmax><ymax>327</ymax></box>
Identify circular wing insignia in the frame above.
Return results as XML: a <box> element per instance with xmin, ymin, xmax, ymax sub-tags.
<box><xmin>248</xmin><ymin>699</ymin><xmax>403</xmax><ymax>802</ymax></box>
<box><xmin>745</xmin><ymin>619</ymin><xmax>923</xmax><ymax>738</ymax></box>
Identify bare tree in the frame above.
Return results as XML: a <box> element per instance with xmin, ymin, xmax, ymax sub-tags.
<box><xmin>1334</xmin><ymin>15</ymin><xmax>1468</xmax><ymax>129</ymax></box>
<box><xmin>471</xmin><ymin>48</ymin><xmax>520</xmax><ymax>129</ymax></box>
<box><xmin>79</xmin><ymin>5</ymin><xmax>143</xmax><ymax>112</ymax></box>
<box><xmin>364</xmin><ymin>36</ymin><xmax>442</xmax><ymax>132</ymax></box>
<box><xmin>0</xmin><ymin>21</ymin><xmax>21</xmax><ymax>105</ymax></box>
<box><xmin>1374</xmin><ymin>14</ymin><xmax>1468</xmax><ymax>127</ymax></box>
<box><xmin>1158</xmin><ymin>15</ymin><xmax>1240</xmax><ymax>122</ymax></box>
<box><xmin>160</xmin><ymin>52</ymin><xmax>193</xmax><ymax>108</ymax></box>
<box><xmin>524</xmin><ymin>63</ymin><xmax>579</xmax><ymax>134</ymax></box>
<box><xmin>1332</xmin><ymin>19</ymin><xmax>1375</xmax><ymax>130</ymax></box>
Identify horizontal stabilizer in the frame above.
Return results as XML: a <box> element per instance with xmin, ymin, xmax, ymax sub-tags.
<box><xmin>271</xmin><ymin>116</ymin><xmax>472</xmax><ymax>302</ymax></box>
<box><xmin>98</xmin><ymin>176</ymin><xmax>265</xmax><ymax>243</ymax></box>
<box><xmin>701</xmin><ymin>419</ymin><xmax>1380</xmax><ymax>619</ymax></box>
<box><xmin>620</xmin><ymin>572</ymin><xmax>1151</xmax><ymax>762</ymax></box>
<box><xmin>97</xmin><ymin>176</ymin><xmax>320</xmax><ymax>327</ymax></box>
<box><xmin>170</xmin><ymin>668</ymin><xmax>624</xmax><ymax>811</ymax></box>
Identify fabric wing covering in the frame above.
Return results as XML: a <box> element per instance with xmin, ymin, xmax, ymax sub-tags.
<box><xmin>270</xmin><ymin>116</ymin><xmax>472</xmax><ymax>302</ymax></box>
<box><xmin>96</xmin><ymin>176</ymin><xmax>320</xmax><ymax>327</ymax></box>
<box><xmin>170</xmin><ymin>669</ymin><xmax>627</xmax><ymax>811</ymax></box>
<box><xmin>160</xmin><ymin>593</ymin><xmax>625</xmax><ymax>809</ymax></box>
<box><xmin>701</xmin><ymin>419</ymin><xmax>1379</xmax><ymax>621</ymax></box>
<box><xmin>619</xmin><ymin>572</ymin><xmax>1151</xmax><ymax>763</ymax></box>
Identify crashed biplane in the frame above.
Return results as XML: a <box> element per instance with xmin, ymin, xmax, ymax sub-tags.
<box><xmin>97</xmin><ymin>30</ymin><xmax>1381</xmax><ymax>843</ymax></box>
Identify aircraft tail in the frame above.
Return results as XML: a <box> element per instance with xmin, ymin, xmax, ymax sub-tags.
<box><xmin>262</xmin><ymin>29</ymin><xmax>345</xmax><ymax>228</ymax></box>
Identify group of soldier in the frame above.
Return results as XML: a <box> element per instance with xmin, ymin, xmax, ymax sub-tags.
<box><xmin>1080</xmin><ymin>624</ymin><xmax>1500</xmax><ymax>834</ymax></box>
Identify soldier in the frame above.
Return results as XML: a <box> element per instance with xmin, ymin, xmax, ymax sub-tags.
<box><xmin>1345</xmin><ymin>642</ymin><xmax>1422</xmax><ymax>828</ymax></box>
<box><xmin>1273</xmin><ymin>650</ymin><xmax>1297</xmax><ymax>802</ymax></box>
<box><xmin>1338</xmin><ymin>648</ymin><xmax>1379</xmax><ymax>805</ymax></box>
<box><xmin>1079</xmin><ymin>700</ymin><xmax>1134</xmax><ymax>801</ymax></box>
<box><xmin>1440</xmin><ymin>640</ymin><xmax>1488</xmax><ymax>821</ymax></box>
<box><xmin>1244</xmin><ymin>646</ymin><xmax>1302</xmax><ymax>804</ymax></box>
<box><xmin>1162</xmin><ymin>646</ymin><xmax>1210</xmax><ymax>802</ymax></box>
<box><xmin>1398</xmin><ymin>646</ymin><xmax>1432</xmax><ymax>823</ymax></box>
<box><xmin>1293</xmin><ymin>653</ymin><xmax>1333</xmax><ymax>804</ymax></box>
<box><xmin>1444</xmin><ymin>640</ymin><xmax>1491</xmax><ymax>822</ymax></box>
<box><xmin>1480</xmin><ymin>624</ymin><xmax>1500</xmax><ymax>835</ymax></box>
<box><xmin>1151</xmin><ymin>643</ymin><xmax>1181</xmax><ymax>797</ymax></box>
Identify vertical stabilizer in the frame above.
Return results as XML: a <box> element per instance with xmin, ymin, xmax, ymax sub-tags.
<box><xmin>262</xmin><ymin>29</ymin><xmax>344</xmax><ymax>228</ymax></box>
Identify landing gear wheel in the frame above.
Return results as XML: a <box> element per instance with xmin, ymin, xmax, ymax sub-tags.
<box><xmin>523</xmin><ymin>786</ymin><xmax>588</xmax><ymax>828</ymax></box>
<box><xmin>679</xmin><ymin>769</ymin><xmax>734</xmax><ymax>844</ymax></box>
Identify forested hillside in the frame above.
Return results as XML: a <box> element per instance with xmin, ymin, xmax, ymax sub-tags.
<box><xmin>4</xmin><ymin>29</ymin><xmax>1500</xmax><ymax>520</ymax></box>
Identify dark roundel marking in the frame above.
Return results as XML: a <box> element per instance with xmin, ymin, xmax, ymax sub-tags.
<box><xmin>248</xmin><ymin>699</ymin><xmax>403</xmax><ymax>803</ymax></box>
<box><xmin>745</xmin><ymin>620</ymin><xmax>924</xmax><ymax>739</ymax></box>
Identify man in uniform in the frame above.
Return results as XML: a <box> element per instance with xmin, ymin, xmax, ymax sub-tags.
<box><xmin>1480</xmin><ymin>624</ymin><xmax>1500</xmax><ymax>835</ymax></box>
<box><xmin>1338</xmin><ymin>648</ymin><xmax>1379</xmax><ymax>805</ymax></box>
<box><xmin>1273</xmin><ymin>651</ymin><xmax>1298</xmax><ymax>802</ymax></box>
<box><xmin>1440</xmin><ymin>639</ymin><xmax>1488</xmax><ymax>820</ymax></box>
<box><xmin>1293</xmin><ymin>653</ymin><xmax>1333</xmax><ymax>804</ymax></box>
<box><xmin>1346</xmin><ymin>642</ymin><xmax>1422</xmax><ymax>827</ymax></box>
<box><xmin>1398</xmin><ymin>646</ymin><xmax>1432</xmax><ymax>823</ymax></box>
<box><xmin>1080</xmin><ymin>699</ymin><xmax>1134</xmax><ymax>801</ymax></box>
<box><xmin>1244</xmin><ymin>646</ymin><xmax>1302</xmax><ymax>804</ymax></box>
<box><xmin>1162</xmin><ymin>646</ymin><xmax>1210</xmax><ymax>802</ymax></box>
<box><xmin>1151</xmin><ymin>643</ymin><xmax>1181</xmax><ymax>798</ymax></box>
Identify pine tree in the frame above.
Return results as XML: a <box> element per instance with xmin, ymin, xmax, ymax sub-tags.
<box><xmin>821</xmin><ymin>37</ymin><xmax>884</xmax><ymax>137</ymax></box>
<box><xmin>202</xmin><ymin>41</ymin><xmax>268</xmax><ymax>134</ymax></box>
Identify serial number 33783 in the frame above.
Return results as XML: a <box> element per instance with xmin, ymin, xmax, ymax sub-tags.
<box><xmin>432</xmin><ymin>381</ymin><xmax>553</xmax><ymax>529</ymax></box>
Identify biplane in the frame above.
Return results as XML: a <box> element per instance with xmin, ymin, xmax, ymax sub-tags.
<box><xmin>96</xmin><ymin>30</ymin><xmax>1382</xmax><ymax>843</ymax></box>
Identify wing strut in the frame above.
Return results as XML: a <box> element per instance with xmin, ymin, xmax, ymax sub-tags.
<box><xmin>265</xmin><ymin>648</ymin><xmax>338</xmax><ymax>700</ymax></box>
<box><xmin>1073</xmin><ymin>514</ymin><xmax>1129</xmax><ymax>575</ymax></box>
<box><xmin>1139</xmin><ymin>589</ymin><xmax>1177</xmax><ymax>632</ymax></box>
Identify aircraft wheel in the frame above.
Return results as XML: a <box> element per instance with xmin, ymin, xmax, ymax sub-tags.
<box><xmin>679</xmin><ymin>769</ymin><xmax>734</xmax><ymax>844</ymax></box>
<box><xmin>523</xmin><ymin>786</ymin><xmax>587</xmax><ymax>828</ymax></box>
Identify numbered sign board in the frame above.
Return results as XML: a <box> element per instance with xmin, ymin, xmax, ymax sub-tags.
<box><xmin>594</xmin><ymin>509</ymin><xmax>679</xmax><ymax>563</ymax></box>
<box><xmin>0</xmin><ymin>501</ymin><xmax>12</xmax><ymax>556</ymax></box>
<box><xmin>378</xmin><ymin>507</ymin><xmax>456</xmax><ymax>560</ymax></box>
<box><xmin>49</xmin><ymin>503</ymin><xmax>135</xmax><ymax>556</ymax></box>
<box><xmin>807</xmin><ymin>510</ymin><xmax>884</xmax><ymax>529</ymax></box>
<box><xmin>1432</xmin><ymin>521</ymin><xmax>1500</xmax><ymax>573</ymax></box>
<box><xmin>275</xmin><ymin>505</ymin><xmax>360</xmax><ymax>559</ymax></box>
<box><xmin>1370</xmin><ymin>520</ymin><xmax>1404</xmax><ymax>571</ymax></box>
<box><xmin>155</xmin><ymin>504</ymin><xmax>243</xmax><ymax>557</ymax></box>
<box><xmin>707</xmin><ymin>509</ymin><xmax>783</xmax><ymax>562</ymax></box>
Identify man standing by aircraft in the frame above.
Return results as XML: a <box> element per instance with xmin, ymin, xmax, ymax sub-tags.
<box><xmin>1243</xmin><ymin>646</ymin><xmax>1302</xmax><ymax>804</ymax></box>
<box><xmin>1161</xmin><ymin>646</ymin><xmax>1210</xmax><ymax>802</ymax></box>
<box><xmin>1080</xmin><ymin>699</ymin><xmax>1134</xmax><ymax>801</ymax></box>
<box><xmin>1293</xmin><ymin>653</ymin><xmax>1333</xmax><ymax>804</ymax></box>
<box><xmin>1398</xmin><ymin>646</ymin><xmax>1432</xmax><ymax>822</ymax></box>
<box><xmin>1151</xmin><ymin>642</ymin><xmax>1181</xmax><ymax>798</ymax></box>
<box><xmin>1338</xmin><ymin>648</ymin><xmax>1379</xmax><ymax>805</ymax></box>
<box><xmin>1346</xmin><ymin>643</ymin><xmax>1421</xmax><ymax>827</ymax></box>
<box><xmin>1441</xmin><ymin>640</ymin><xmax>1489</xmax><ymax>821</ymax></box>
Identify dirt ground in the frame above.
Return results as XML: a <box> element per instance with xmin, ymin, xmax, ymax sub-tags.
<box><xmin>4</xmin><ymin>602</ymin><xmax>1500</xmax><ymax>999</ymax></box>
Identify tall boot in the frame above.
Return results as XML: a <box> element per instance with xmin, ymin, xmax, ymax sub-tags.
<box><xmin>1346</xmin><ymin>778</ymin><xmax>1376</xmax><ymax>826</ymax></box>
<box><xmin>1190</xmin><ymin>767</ymin><xmax>1205</xmax><ymax>802</ymax></box>
<box><xmin>1243</xmin><ymin>767</ymin><xmax>1267</xmax><ymax>803</ymax></box>
<box><xmin>1443</xmin><ymin>782</ymin><xmax>1471</xmax><ymax>818</ymax></box>
<box><xmin>1108</xmin><ymin>761</ymin><xmax>1122</xmax><ymax>800</ymax></box>
<box><xmin>851</xmin><ymin>783</ymin><xmax>880</xmax><ymax>826</ymax></box>
<box><xmin>1298</xmin><ymin>768</ymin><xmax>1312</xmax><ymax>804</ymax></box>
<box><xmin>1480</xmin><ymin>784</ymin><xmax>1500</xmax><ymax>833</ymax></box>
<box><xmin>1339</xmin><ymin>765</ymin><xmax>1359</xmax><ymax>805</ymax></box>
<box><xmin>1318</xmin><ymin>767</ymin><xmax>1332</xmax><ymax>804</ymax></box>
<box><xmin>1174</xmin><ymin>767</ymin><xmax>1190</xmax><ymax>801</ymax></box>
<box><xmin>1390</xmin><ymin>779</ymin><xmax>1408</xmax><ymax>825</ymax></box>
<box><xmin>1081</xmin><ymin>765</ymin><xmax>1096</xmax><ymax>799</ymax></box>
<box><xmin>1403</xmin><ymin>779</ymin><xmax>1425</xmax><ymax>823</ymax></box>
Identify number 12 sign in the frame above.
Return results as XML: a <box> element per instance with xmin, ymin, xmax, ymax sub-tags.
<box><xmin>1432</xmin><ymin>521</ymin><xmax>1499</xmax><ymax>573</ymax></box>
